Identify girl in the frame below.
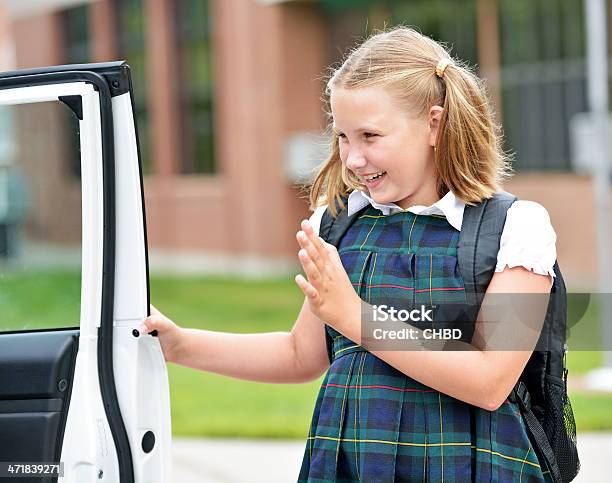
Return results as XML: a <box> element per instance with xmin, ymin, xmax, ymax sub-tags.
<box><xmin>139</xmin><ymin>27</ymin><xmax>557</xmax><ymax>482</ymax></box>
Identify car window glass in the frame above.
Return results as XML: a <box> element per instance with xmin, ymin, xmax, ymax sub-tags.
<box><xmin>0</xmin><ymin>101</ymin><xmax>82</xmax><ymax>332</ymax></box>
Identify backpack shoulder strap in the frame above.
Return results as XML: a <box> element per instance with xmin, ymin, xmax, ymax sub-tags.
<box><xmin>319</xmin><ymin>196</ymin><xmax>368</xmax><ymax>363</ymax></box>
<box><xmin>457</xmin><ymin>191</ymin><xmax>518</xmax><ymax>307</ymax></box>
<box><xmin>319</xmin><ymin>197</ymin><xmax>364</xmax><ymax>246</ymax></box>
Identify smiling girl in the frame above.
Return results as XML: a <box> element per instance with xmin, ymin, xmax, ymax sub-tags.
<box><xmin>140</xmin><ymin>27</ymin><xmax>557</xmax><ymax>482</ymax></box>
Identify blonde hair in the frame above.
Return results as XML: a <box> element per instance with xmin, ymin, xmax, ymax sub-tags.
<box><xmin>309</xmin><ymin>26</ymin><xmax>512</xmax><ymax>216</ymax></box>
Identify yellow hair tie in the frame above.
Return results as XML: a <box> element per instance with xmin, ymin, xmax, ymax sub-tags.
<box><xmin>435</xmin><ymin>58</ymin><xmax>452</xmax><ymax>78</ymax></box>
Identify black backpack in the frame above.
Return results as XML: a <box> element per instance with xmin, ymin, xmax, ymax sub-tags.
<box><xmin>319</xmin><ymin>191</ymin><xmax>579</xmax><ymax>483</ymax></box>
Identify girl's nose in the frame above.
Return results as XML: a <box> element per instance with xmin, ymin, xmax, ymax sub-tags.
<box><xmin>345</xmin><ymin>148</ymin><xmax>367</xmax><ymax>171</ymax></box>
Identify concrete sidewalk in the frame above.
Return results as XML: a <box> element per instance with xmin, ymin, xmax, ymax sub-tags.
<box><xmin>172</xmin><ymin>438</ymin><xmax>304</xmax><ymax>482</ymax></box>
<box><xmin>172</xmin><ymin>433</ymin><xmax>610</xmax><ymax>482</ymax></box>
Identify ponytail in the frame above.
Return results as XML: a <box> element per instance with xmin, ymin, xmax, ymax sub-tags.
<box><xmin>435</xmin><ymin>61</ymin><xmax>512</xmax><ymax>204</ymax></box>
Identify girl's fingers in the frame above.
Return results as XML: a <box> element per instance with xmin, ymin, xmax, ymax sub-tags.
<box><xmin>296</xmin><ymin>230</ymin><xmax>324</xmax><ymax>273</ymax></box>
<box><xmin>295</xmin><ymin>274</ymin><xmax>319</xmax><ymax>300</ymax></box>
<box><xmin>323</xmin><ymin>240</ymin><xmax>342</xmax><ymax>263</ymax></box>
<box><xmin>301</xmin><ymin>220</ymin><xmax>328</xmax><ymax>261</ymax></box>
<box><xmin>298</xmin><ymin>249</ymin><xmax>322</xmax><ymax>284</ymax></box>
<box><xmin>139</xmin><ymin>306</ymin><xmax>159</xmax><ymax>333</ymax></box>
<box><xmin>139</xmin><ymin>314</ymin><xmax>162</xmax><ymax>334</ymax></box>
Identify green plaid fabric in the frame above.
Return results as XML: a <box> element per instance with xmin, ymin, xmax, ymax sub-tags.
<box><xmin>298</xmin><ymin>207</ymin><xmax>552</xmax><ymax>482</ymax></box>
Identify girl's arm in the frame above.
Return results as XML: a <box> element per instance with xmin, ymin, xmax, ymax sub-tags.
<box><xmin>295</xmin><ymin>219</ymin><xmax>551</xmax><ymax>411</ymax></box>
<box><xmin>139</xmin><ymin>299</ymin><xmax>330</xmax><ymax>384</ymax></box>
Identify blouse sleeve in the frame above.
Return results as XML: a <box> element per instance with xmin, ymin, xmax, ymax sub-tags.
<box><xmin>495</xmin><ymin>200</ymin><xmax>557</xmax><ymax>279</ymax></box>
<box><xmin>309</xmin><ymin>204</ymin><xmax>328</xmax><ymax>237</ymax></box>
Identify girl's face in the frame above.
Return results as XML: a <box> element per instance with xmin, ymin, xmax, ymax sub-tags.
<box><xmin>330</xmin><ymin>86</ymin><xmax>442</xmax><ymax>208</ymax></box>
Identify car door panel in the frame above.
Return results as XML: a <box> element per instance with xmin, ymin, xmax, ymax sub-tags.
<box><xmin>0</xmin><ymin>330</ymin><xmax>78</xmax><ymax>482</ymax></box>
<box><xmin>0</xmin><ymin>62</ymin><xmax>170</xmax><ymax>483</ymax></box>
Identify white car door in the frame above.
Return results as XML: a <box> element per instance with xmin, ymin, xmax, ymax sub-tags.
<box><xmin>0</xmin><ymin>62</ymin><xmax>171</xmax><ymax>483</ymax></box>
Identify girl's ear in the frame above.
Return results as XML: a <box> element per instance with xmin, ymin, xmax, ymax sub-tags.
<box><xmin>428</xmin><ymin>106</ymin><xmax>444</xmax><ymax>147</ymax></box>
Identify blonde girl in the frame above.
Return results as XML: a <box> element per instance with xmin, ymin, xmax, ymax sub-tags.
<box><xmin>140</xmin><ymin>27</ymin><xmax>557</xmax><ymax>482</ymax></box>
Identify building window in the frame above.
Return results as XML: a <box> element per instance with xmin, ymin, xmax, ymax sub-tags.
<box><xmin>175</xmin><ymin>0</ymin><xmax>216</xmax><ymax>174</ymax></box>
<box><xmin>63</xmin><ymin>5</ymin><xmax>91</xmax><ymax>64</ymax></box>
<box><xmin>62</xmin><ymin>4</ymin><xmax>91</xmax><ymax>178</ymax></box>
<box><xmin>115</xmin><ymin>0</ymin><xmax>151</xmax><ymax>174</ymax></box>
<box><xmin>499</xmin><ymin>0</ymin><xmax>587</xmax><ymax>171</ymax></box>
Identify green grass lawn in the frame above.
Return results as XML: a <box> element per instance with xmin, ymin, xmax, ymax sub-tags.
<box><xmin>1</xmin><ymin>269</ymin><xmax>610</xmax><ymax>437</ymax></box>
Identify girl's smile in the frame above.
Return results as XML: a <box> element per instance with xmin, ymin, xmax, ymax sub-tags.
<box><xmin>360</xmin><ymin>170</ymin><xmax>387</xmax><ymax>189</ymax></box>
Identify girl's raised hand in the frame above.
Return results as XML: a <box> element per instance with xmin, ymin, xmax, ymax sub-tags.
<box><xmin>294</xmin><ymin>219</ymin><xmax>360</xmax><ymax>327</ymax></box>
<box><xmin>137</xmin><ymin>304</ymin><xmax>184</xmax><ymax>363</ymax></box>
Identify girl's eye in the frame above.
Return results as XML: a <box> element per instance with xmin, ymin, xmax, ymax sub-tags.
<box><xmin>335</xmin><ymin>132</ymin><xmax>377</xmax><ymax>140</ymax></box>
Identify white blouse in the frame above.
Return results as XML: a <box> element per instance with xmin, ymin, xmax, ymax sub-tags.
<box><xmin>309</xmin><ymin>190</ymin><xmax>557</xmax><ymax>281</ymax></box>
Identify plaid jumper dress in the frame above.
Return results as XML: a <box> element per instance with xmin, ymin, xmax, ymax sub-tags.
<box><xmin>298</xmin><ymin>206</ymin><xmax>552</xmax><ymax>482</ymax></box>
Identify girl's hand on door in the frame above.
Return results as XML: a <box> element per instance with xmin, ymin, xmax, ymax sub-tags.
<box><xmin>138</xmin><ymin>304</ymin><xmax>184</xmax><ymax>363</ymax></box>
